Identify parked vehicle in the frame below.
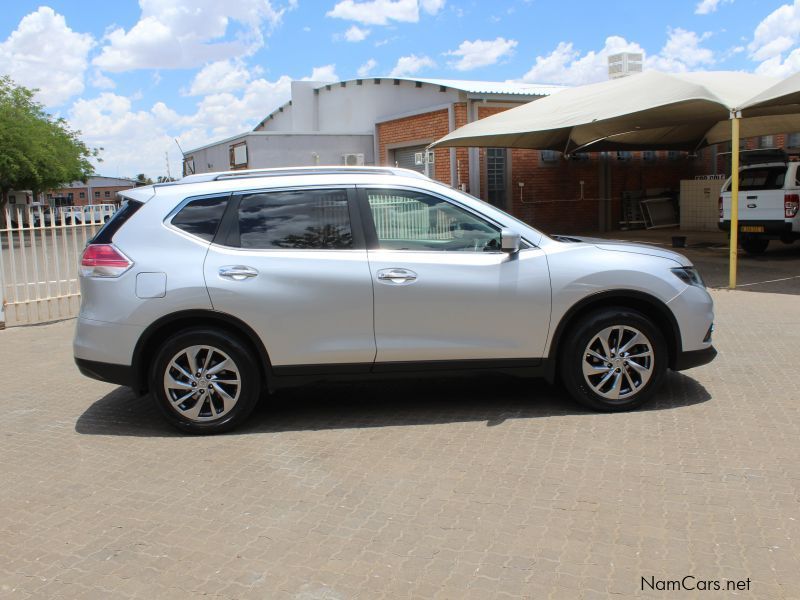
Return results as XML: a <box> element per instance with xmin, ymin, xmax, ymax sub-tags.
<box><xmin>63</xmin><ymin>203</ymin><xmax>117</xmax><ymax>225</ymax></box>
<box><xmin>719</xmin><ymin>149</ymin><xmax>800</xmax><ymax>254</ymax></box>
<box><xmin>74</xmin><ymin>167</ymin><xmax>716</xmax><ymax>434</ymax></box>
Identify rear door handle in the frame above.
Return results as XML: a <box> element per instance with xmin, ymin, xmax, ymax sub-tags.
<box><xmin>219</xmin><ymin>265</ymin><xmax>259</xmax><ymax>281</ymax></box>
<box><xmin>377</xmin><ymin>268</ymin><xmax>417</xmax><ymax>284</ymax></box>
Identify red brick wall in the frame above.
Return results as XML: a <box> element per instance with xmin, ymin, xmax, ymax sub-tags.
<box><xmin>376</xmin><ymin>102</ymin><xmax>716</xmax><ymax>233</ymax></box>
<box><xmin>48</xmin><ymin>185</ymin><xmax>133</xmax><ymax>206</ymax></box>
<box><xmin>377</xmin><ymin>109</ymin><xmax>453</xmax><ymax>184</ymax></box>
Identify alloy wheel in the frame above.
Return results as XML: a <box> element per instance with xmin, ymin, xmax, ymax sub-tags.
<box><xmin>163</xmin><ymin>345</ymin><xmax>241</xmax><ymax>422</ymax></box>
<box><xmin>582</xmin><ymin>325</ymin><xmax>654</xmax><ymax>401</ymax></box>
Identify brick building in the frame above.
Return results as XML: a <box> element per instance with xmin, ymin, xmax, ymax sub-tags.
<box><xmin>184</xmin><ymin>77</ymin><xmax>729</xmax><ymax>233</ymax></box>
<box><xmin>46</xmin><ymin>176</ymin><xmax>138</xmax><ymax>207</ymax></box>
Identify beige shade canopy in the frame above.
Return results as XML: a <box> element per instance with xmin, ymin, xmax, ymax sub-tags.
<box><xmin>431</xmin><ymin>70</ymin><xmax>800</xmax><ymax>153</ymax></box>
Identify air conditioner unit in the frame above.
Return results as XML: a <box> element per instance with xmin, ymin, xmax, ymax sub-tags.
<box><xmin>342</xmin><ymin>153</ymin><xmax>365</xmax><ymax>166</ymax></box>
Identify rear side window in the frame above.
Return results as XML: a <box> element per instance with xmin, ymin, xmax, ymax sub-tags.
<box><xmin>738</xmin><ymin>167</ymin><xmax>786</xmax><ymax>191</ymax></box>
<box><xmin>171</xmin><ymin>196</ymin><xmax>228</xmax><ymax>241</ymax></box>
<box><xmin>91</xmin><ymin>199</ymin><xmax>142</xmax><ymax>244</ymax></box>
<box><xmin>233</xmin><ymin>189</ymin><xmax>353</xmax><ymax>250</ymax></box>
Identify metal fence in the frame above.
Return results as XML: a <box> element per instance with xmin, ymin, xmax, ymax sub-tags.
<box><xmin>369</xmin><ymin>193</ymin><xmax>455</xmax><ymax>240</ymax></box>
<box><xmin>1</xmin><ymin>206</ymin><xmax>103</xmax><ymax>327</ymax></box>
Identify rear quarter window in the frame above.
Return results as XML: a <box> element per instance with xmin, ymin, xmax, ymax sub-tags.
<box><xmin>171</xmin><ymin>196</ymin><xmax>229</xmax><ymax>242</ymax></box>
<box><xmin>91</xmin><ymin>200</ymin><xmax>142</xmax><ymax>244</ymax></box>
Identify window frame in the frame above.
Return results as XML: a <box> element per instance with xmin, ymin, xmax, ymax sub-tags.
<box><xmin>356</xmin><ymin>185</ymin><xmax>533</xmax><ymax>253</ymax></box>
<box><xmin>211</xmin><ymin>185</ymin><xmax>365</xmax><ymax>252</ymax></box>
<box><xmin>229</xmin><ymin>142</ymin><xmax>248</xmax><ymax>170</ymax></box>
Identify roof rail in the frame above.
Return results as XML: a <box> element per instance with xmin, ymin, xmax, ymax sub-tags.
<box><xmin>164</xmin><ymin>166</ymin><xmax>430</xmax><ymax>186</ymax></box>
<box><xmin>215</xmin><ymin>166</ymin><xmax>404</xmax><ymax>180</ymax></box>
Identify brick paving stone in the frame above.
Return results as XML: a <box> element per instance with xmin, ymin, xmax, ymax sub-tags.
<box><xmin>1</xmin><ymin>289</ymin><xmax>799</xmax><ymax>598</ymax></box>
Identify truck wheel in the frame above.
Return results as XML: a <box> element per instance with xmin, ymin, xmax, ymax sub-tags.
<box><xmin>559</xmin><ymin>308</ymin><xmax>667</xmax><ymax>412</ymax></box>
<box><xmin>740</xmin><ymin>236</ymin><xmax>769</xmax><ymax>255</ymax></box>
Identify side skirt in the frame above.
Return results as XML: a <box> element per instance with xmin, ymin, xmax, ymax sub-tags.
<box><xmin>269</xmin><ymin>358</ymin><xmax>550</xmax><ymax>389</ymax></box>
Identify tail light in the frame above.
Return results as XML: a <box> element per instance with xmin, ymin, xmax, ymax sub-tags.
<box><xmin>785</xmin><ymin>194</ymin><xmax>799</xmax><ymax>218</ymax></box>
<box><xmin>80</xmin><ymin>244</ymin><xmax>133</xmax><ymax>278</ymax></box>
<box><xmin>718</xmin><ymin>196</ymin><xmax>723</xmax><ymax>219</ymax></box>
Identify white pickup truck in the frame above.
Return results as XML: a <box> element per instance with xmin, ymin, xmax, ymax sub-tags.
<box><xmin>719</xmin><ymin>150</ymin><xmax>800</xmax><ymax>254</ymax></box>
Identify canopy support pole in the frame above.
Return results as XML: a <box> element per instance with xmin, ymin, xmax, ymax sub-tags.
<box><xmin>729</xmin><ymin>111</ymin><xmax>741</xmax><ymax>289</ymax></box>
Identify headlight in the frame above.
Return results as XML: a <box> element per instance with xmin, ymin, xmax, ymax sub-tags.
<box><xmin>671</xmin><ymin>266</ymin><xmax>705</xmax><ymax>288</ymax></box>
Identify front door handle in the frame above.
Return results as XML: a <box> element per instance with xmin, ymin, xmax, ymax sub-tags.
<box><xmin>219</xmin><ymin>265</ymin><xmax>259</xmax><ymax>281</ymax></box>
<box><xmin>377</xmin><ymin>268</ymin><xmax>417</xmax><ymax>284</ymax></box>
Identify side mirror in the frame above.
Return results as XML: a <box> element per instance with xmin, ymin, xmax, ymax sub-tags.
<box><xmin>500</xmin><ymin>229</ymin><xmax>521</xmax><ymax>253</ymax></box>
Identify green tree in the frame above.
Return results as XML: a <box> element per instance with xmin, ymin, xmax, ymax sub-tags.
<box><xmin>0</xmin><ymin>76</ymin><xmax>98</xmax><ymax>208</ymax></box>
<box><xmin>135</xmin><ymin>173</ymin><xmax>153</xmax><ymax>185</ymax></box>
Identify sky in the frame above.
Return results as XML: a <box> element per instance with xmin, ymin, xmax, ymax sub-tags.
<box><xmin>1</xmin><ymin>0</ymin><xmax>798</xmax><ymax>178</ymax></box>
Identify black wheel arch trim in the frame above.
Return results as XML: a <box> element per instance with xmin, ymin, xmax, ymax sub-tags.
<box><xmin>545</xmin><ymin>289</ymin><xmax>682</xmax><ymax>382</ymax></box>
<box><xmin>131</xmin><ymin>309</ymin><xmax>272</xmax><ymax>394</ymax></box>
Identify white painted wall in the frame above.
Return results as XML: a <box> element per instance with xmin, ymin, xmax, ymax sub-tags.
<box><xmin>188</xmin><ymin>133</ymin><xmax>374</xmax><ymax>174</ymax></box>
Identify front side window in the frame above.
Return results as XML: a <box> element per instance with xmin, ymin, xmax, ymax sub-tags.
<box><xmin>234</xmin><ymin>189</ymin><xmax>353</xmax><ymax>250</ymax></box>
<box><xmin>366</xmin><ymin>189</ymin><xmax>500</xmax><ymax>252</ymax></box>
<box><xmin>171</xmin><ymin>196</ymin><xmax>228</xmax><ymax>241</ymax></box>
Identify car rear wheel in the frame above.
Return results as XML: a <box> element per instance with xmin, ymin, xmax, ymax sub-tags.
<box><xmin>560</xmin><ymin>309</ymin><xmax>667</xmax><ymax>412</ymax></box>
<box><xmin>740</xmin><ymin>236</ymin><xmax>769</xmax><ymax>255</ymax></box>
<box><xmin>150</xmin><ymin>328</ymin><xmax>260</xmax><ymax>434</ymax></box>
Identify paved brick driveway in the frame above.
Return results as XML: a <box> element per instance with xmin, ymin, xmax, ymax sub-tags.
<box><xmin>1</xmin><ymin>289</ymin><xmax>798</xmax><ymax>599</ymax></box>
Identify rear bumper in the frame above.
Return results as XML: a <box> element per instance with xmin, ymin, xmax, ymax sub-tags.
<box><xmin>719</xmin><ymin>220</ymin><xmax>791</xmax><ymax>234</ymax></box>
<box><xmin>673</xmin><ymin>345</ymin><xmax>717</xmax><ymax>371</ymax></box>
<box><xmin>75</xmin><ymin>357</ymin><xmax>134</xmax><ymax>387</ymax></box>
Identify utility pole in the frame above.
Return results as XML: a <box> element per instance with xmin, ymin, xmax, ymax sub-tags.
<box><xmin>165</xmin><ymin>151</ymin><xmax>171</xmax><ymax>180</ymax></box>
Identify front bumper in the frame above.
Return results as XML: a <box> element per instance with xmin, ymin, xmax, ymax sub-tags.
<box><xmin>673</xmin><ymin>345</ymin><xmax>717</xmax><ymax>371</ymax></box>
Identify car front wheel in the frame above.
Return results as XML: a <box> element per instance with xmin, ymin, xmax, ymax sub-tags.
<box><xmin>150</xmin><ymin>328</ymin><xmax>261</xmax><ymax>434</ymax></box>
<box><xmin>560</xmin><ymin>309</ymin><xmax>667</xmax><ymax>412</ymax></box>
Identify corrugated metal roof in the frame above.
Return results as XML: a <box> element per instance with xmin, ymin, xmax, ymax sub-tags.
<box><xmin>397</xmin><ymin>78</ymin><xmax>566</xmax><ymax>96</ymax></box>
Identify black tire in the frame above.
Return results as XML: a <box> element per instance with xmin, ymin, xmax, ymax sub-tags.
<box><xmin>740</xmin><ymin>236</ymin><xmax>769</xmax><ymax>255</ymax></box>
<box><xmin>150</xmin><ymin>327</ymin><xmax>261</xmax><ymax>434</ymax></box>
<box><xmin>559</xmin><ymin>308</ymin><xmax>667</xmax><ymax>412</ymax></box>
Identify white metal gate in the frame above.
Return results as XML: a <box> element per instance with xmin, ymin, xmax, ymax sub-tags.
<box><xmin>1</xmin><ymin>205</ymin><xmax>105</xmax><ymax>327</ymax></box>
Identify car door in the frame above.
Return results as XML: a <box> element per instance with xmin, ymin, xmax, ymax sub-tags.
<box><xmin>203</xmin><ymin>186</ymin><xmax>376</xmax><ymax>371</ymax></box>
<box><xmin>359</xmin><ymin>186</ymin><xmax>551</xmax><ymax>365</ymax></box>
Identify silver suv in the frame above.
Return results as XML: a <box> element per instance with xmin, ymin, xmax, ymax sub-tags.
<box><xmin>74</xmin><ymin>167</ymin><xmax>716</xmax><ymax>434</ymax></box>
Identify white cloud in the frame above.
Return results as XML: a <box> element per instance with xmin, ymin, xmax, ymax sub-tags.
<box><xmin>327</xmin><ymin>0</ymin><xmax>443</xmax><ymax>26</ymax></box>
<box><xmin>0</xmin><ymin>7</ymin><xmax>94</xmax><ymax>107</ymax></box>
<box><xmin>305</xmin><ymin>64</ymin><xmax>339</xmax><ymax>82</ymax></box>
<box><xmin>93</xmin><ymin>0</ymin><xmax>289</xmax><ymax>72</ymax></box>
<box><xmin>358</xmin><ymin>58</ymin><xmax>378</xmax><ymax>76</ymax></box>
<box><xmin>187</xmin><ymin>59</ymin><xmax>253</xmax><ymax>95</ymax></box>
<box><xmin>445</xmin><ymin>37</ymin><xmax>517</xmax><ymax>71</ymax></box>
<box><xmin>520</xmin><ymin>29</ymin><xmax>715</xmax><ymax>85</ymax></box>
<box><xmin>91</xmin><ymin>69</ymin><xmax>116</xmax><ymax>90</ymax></box>
<box><xmin>748</xmin><ymin>0</ymin><xmax>800</xmax><ymax>76</ymax></box>
<box><xmin>68</xmin><ymin>93</ymin><xmax>179</xmax><ymax>177</ymax></box>
<box><xmin>695</xmin><ymin>0</ymin><xmax>733</xmax><ymax>15</ymax></box>
<box><xmin>521</xmin><ymin>36</ymin><xmax>644</xmax><ymax>85</ymax></box>
<box><xmin>420</xmin><ymin>0</ymin><xmax>446</xmax><ymax>14</ymax></box>
<box><xmin>344</xmin><ymin>25</ymin><xmax>370</xmax><ymax>41</ymax></box>
<box><xmin>648</xmin><ymin>28</ymin><xmax>714</xmax><ymax>72</ymax></box>
<box><xmin>66</xmin><ymin>63</ymin><xmax>337</xmax><ymax>178</ymax></box>
<box><xmin>388</xmin><ymin>54</ymin><xmax>435</xmax><ymax>77</ymax></box>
